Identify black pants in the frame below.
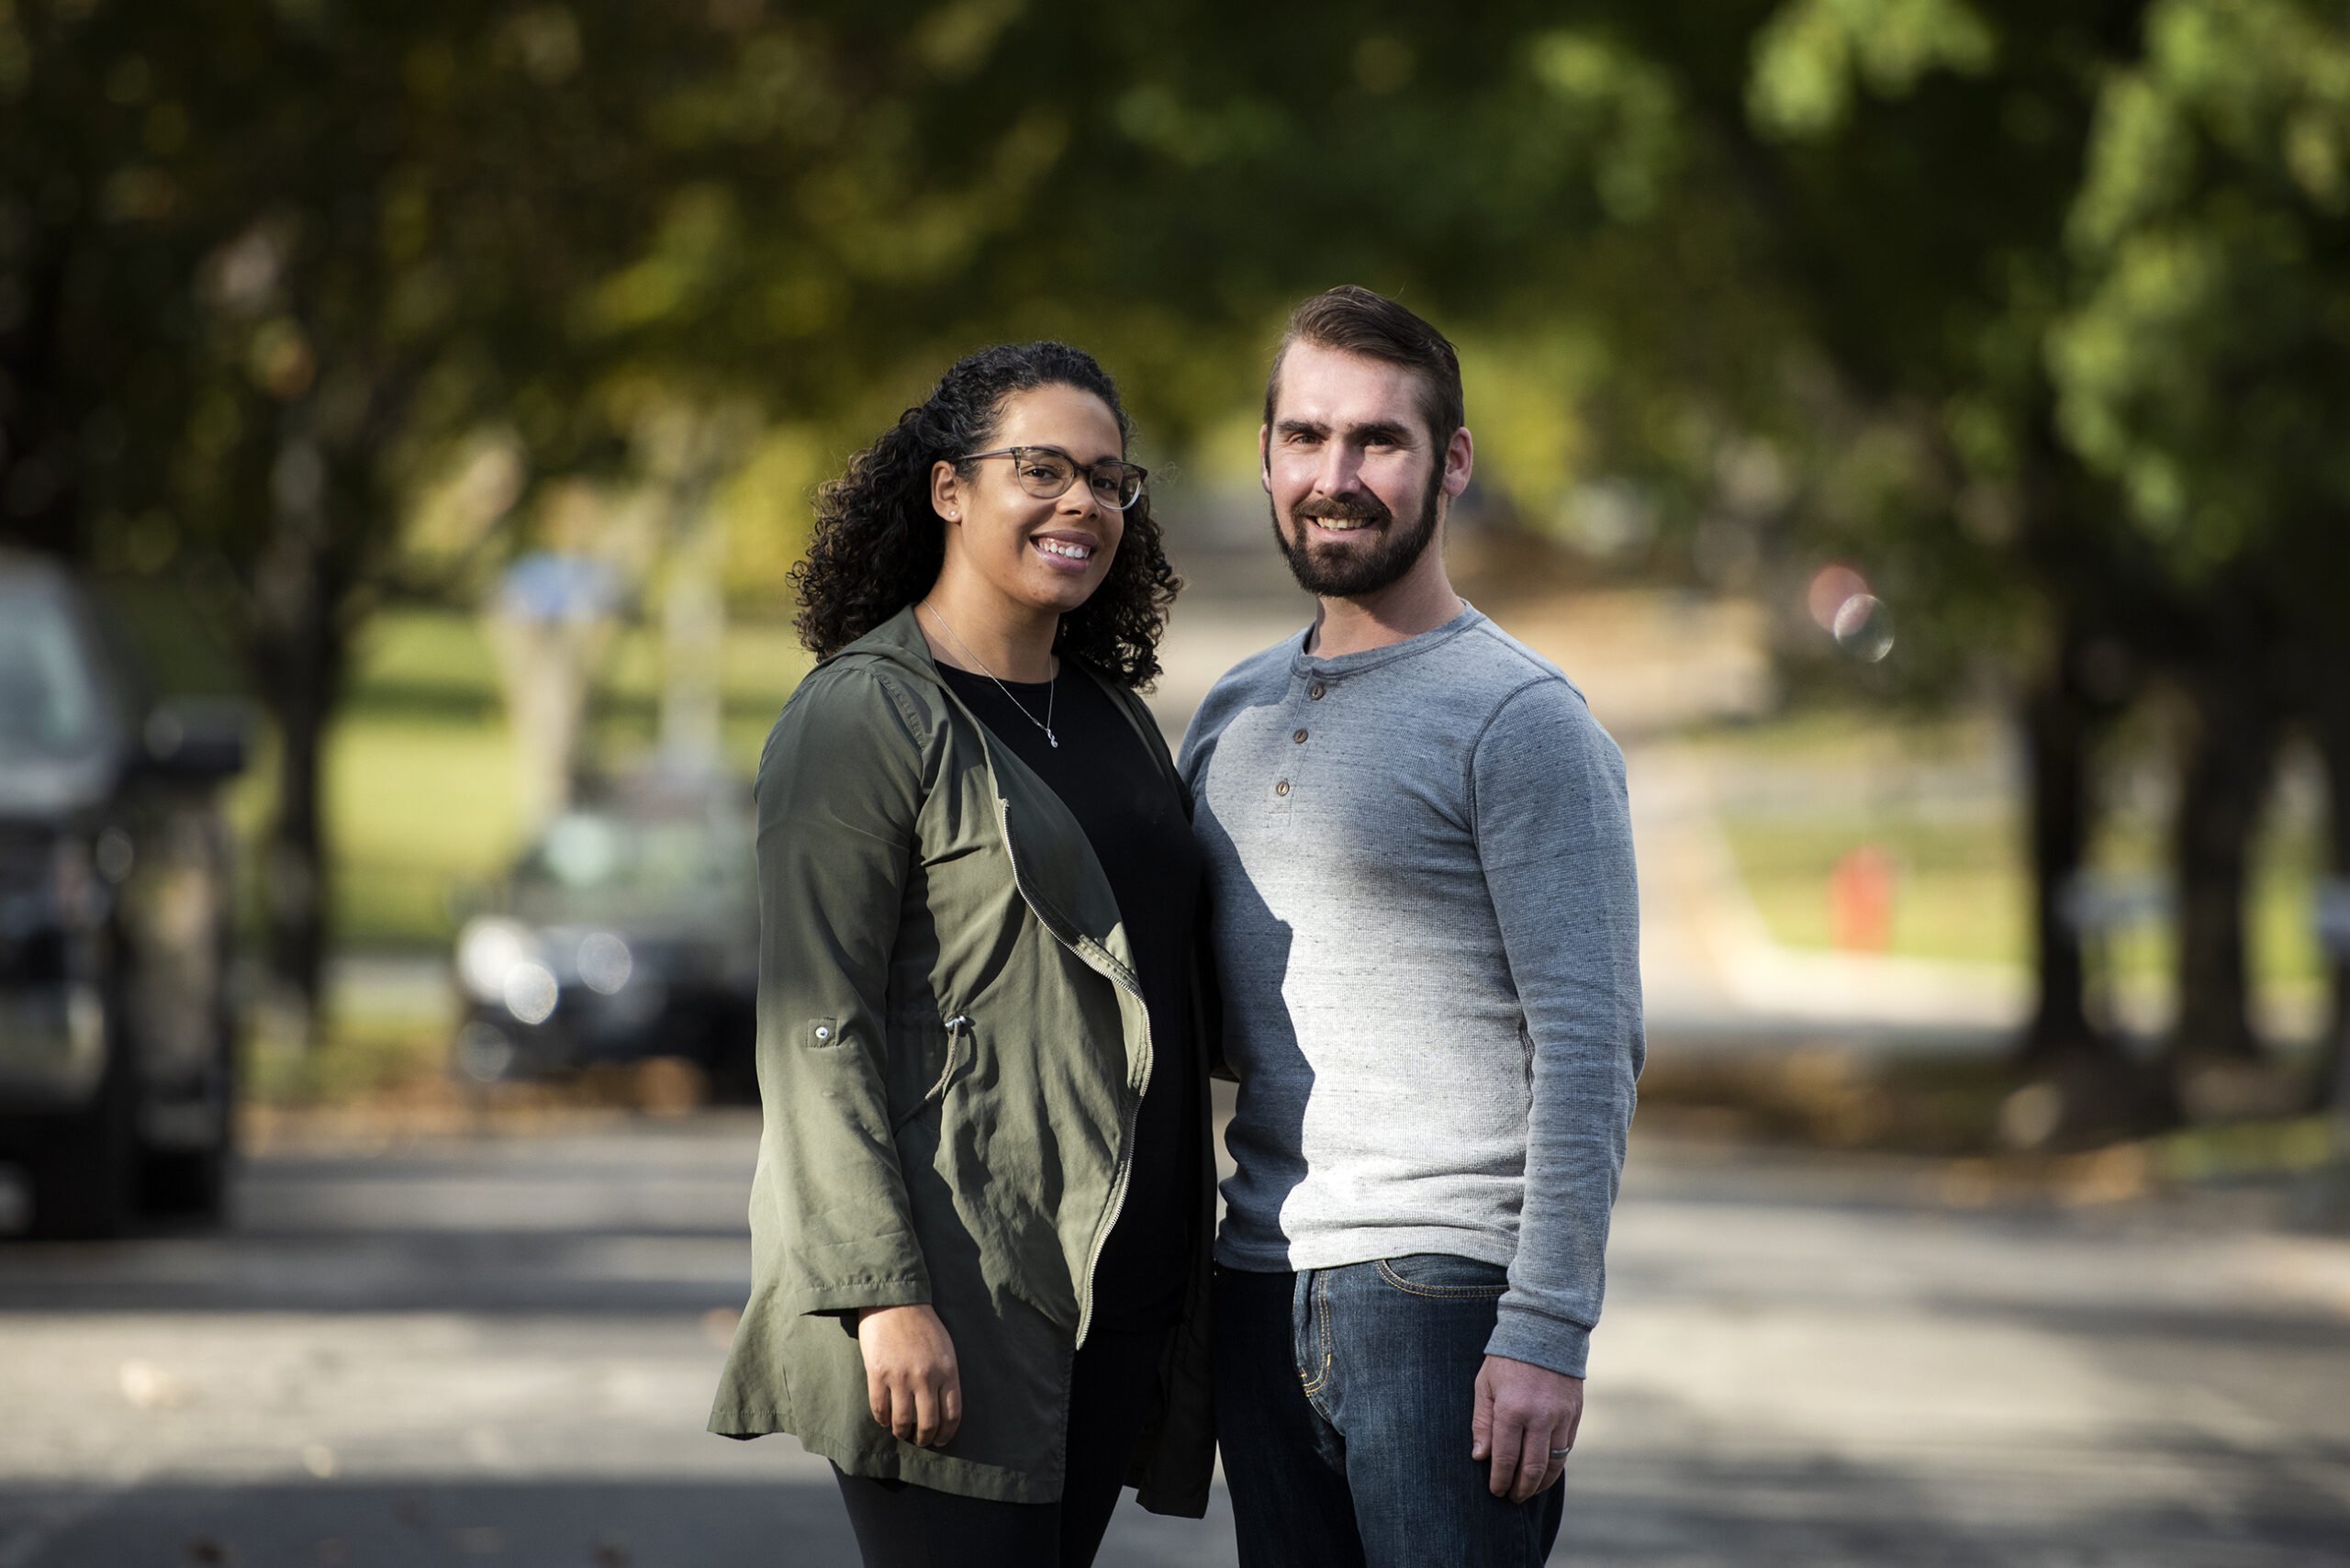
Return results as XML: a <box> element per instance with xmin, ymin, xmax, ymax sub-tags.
<box><xmin>832</xmin><ymin>1327</ymin><xmax>1165</xmax><ymax>1568</ymax></box>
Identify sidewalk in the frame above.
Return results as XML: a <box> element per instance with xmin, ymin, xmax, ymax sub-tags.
<box><xmin>6</xmin><ymin>1118</ymin><xmax>2344</xmax><ymax>1566</ymax></box>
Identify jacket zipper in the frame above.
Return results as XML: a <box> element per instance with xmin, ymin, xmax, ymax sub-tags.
<box><xmin>995</xmin><ymin>794</ymin><xmax>1151</xmax><ymax>1349</ymax></box>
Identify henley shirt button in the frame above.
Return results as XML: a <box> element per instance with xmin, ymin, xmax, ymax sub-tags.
<box><xmin>1307</xmin><ymin>682</ymin><xmax>1326</xmax><ymax>700</ymax></box>
<box><xmin>1273</xmin><ymin>779</ymin><xmax>1291</xmax><ymax>797</ymax></box>
<box><xmin>1292</xmin><ymin>729</ymin><xmax>1308</xmax><ymax>744</ymax></box>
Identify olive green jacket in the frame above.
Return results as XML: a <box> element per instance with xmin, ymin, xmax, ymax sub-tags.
<box><xmin>707</xmin><ymin>606</ymin><xmax>1217</xmax><ymax>1516</ymax></box>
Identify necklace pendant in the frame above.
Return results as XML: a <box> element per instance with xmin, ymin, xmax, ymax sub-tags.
<box><xmin>1047</xmin><ymin>731</ymin><xmax>1059</xmax><ymax>748</ymax></box>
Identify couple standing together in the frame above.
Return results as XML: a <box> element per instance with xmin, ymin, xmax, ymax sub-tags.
<box><xmin>709</xmin><ymin>286</ymin><xmax>1644</xmax><ymax>1568</ymax></box>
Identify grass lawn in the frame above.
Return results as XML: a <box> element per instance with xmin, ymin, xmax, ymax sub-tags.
<box><xmin>261</xmin><ymin>624</ymin><xmax>2326</xmax><ymax>1000</ymax></box>
<box><xmin>1719</xmin><ymin>813</ymin><xmax>2029</xmax><ymax>968</ymax></box>
<box><xmin>327</xmin><ymin>716</ymin><xmax>520</xmax><ymax>946</ymax></box>
<box><xmin>1705</xmin><ymin>708</ymin><xmax>2326</xmax><ymax>997</ymax></box>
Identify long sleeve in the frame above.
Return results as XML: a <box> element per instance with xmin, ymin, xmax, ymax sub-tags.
<box><xmin>750</xmin><ymin>664</ymin><xmax>934</xmax><ymax>1317</ymax></box>
<box><xmin>1470</xmin><ymin>680</ymin><xmax>1644</xmax><ymax>1378</ymax></box>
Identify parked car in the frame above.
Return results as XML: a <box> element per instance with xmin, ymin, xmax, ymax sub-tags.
<box><xmin>451</xmin><ymin>773</ymin><xmax>757</xmax><ymax>1100</ymax></box>
<box><xmin>0</xmin><ymin>554</ymin><xmax>246</xmax><ymax>1238</ymax></box>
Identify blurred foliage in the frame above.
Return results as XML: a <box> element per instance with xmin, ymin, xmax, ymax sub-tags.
<box><xmin>1748</xmin><ymin>0</ymin><xmax>1998</xmax><ymax>139</ymax></box>
<box><xmin>11</xmin><ymin>0</ymin><xmax>2316</xmax><ymax>644</ymax></box>
<box><xmin>2053</xmin><ymin>0</ymin><xmax>2350</xmax><ymax>581</ymax></box>
<box><xmin>4</xmin><ymin>0</ymin><xmax>2346</xmax><ymax>1078</ymax></box>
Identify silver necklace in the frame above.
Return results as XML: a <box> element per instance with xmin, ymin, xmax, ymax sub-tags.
<box><xmin>921</xmin><ymin>601</ymin><xmax>1058</xmax><ymax>748</ymax></box>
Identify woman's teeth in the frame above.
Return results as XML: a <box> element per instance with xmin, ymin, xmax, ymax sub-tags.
<box><xmin>1036</xmin><ymin>539</ymin><xmax>1092</xmax><ymax>560</ymax></box>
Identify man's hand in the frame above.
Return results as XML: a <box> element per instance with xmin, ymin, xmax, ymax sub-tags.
<box><xmin>1471</xmin><ymin>1355</ymin><xmax>1583</xmax><ymax>1502</ymax></box>
<box><xmin>856</xmin><ymin>1305</ymin><xmax>962</xmax><ymax>1448</ymax></box>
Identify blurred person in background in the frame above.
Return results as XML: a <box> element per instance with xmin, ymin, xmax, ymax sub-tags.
<box><xmin>1181</xmin><ymin>287</ymin><xmax>1644</xmax><ymax>1567</ymax></box>
<box><xmin>707</xmin><ymin>342</ymin><xmax>1216</xmax><ymax>1567</ymax></box>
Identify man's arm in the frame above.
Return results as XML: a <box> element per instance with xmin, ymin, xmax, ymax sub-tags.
<box><xmin>1472</xmin><ymin>1355</ymin><xmax>1583</xmax><ymax>1501</ymax></box>
<box><xmin>1470</xmin><ymin>678</ymin><xmax>1644</xmax><ymax>1497</ymax></box>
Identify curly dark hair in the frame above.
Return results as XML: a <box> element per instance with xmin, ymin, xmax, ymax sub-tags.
<box><xmin>791</xmin><ymin>342</ymin><xmax>1180</xmax><ymax>689</ymax></box>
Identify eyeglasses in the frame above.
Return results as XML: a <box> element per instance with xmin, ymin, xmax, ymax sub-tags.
<box><xmin>961</xmin><ymin>446</ymin><xmax>1147</xmax><ymax>510</ymax></box>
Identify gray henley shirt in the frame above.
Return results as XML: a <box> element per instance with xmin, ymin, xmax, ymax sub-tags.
<box><xmin>1179</xmin><ymin>605</ymin><xmax>1643</xmax><ymax>1378</ymax></box>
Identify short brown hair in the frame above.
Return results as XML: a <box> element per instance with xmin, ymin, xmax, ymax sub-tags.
<box><xmin>1263</xmin><ymin>286</ymin><xmax>1465</xmax><ymax>453</ymax></box>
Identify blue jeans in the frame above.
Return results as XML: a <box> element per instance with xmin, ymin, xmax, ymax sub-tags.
<box><xmin>1214</xmin><ymin>1260</ymin><xmax>1566</xmax><ymax>1568</ymax></box>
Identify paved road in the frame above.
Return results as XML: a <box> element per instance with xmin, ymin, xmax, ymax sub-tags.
<box><xmin>4</xmin><ymin>1113</ymin><xmax>2348</xmax><ymax>1567</ymax></box>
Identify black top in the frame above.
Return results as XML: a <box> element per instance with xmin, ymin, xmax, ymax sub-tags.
<box><xmin>936</xmin><ymin>659</ymin><xmax>1202</xmax><ymax>1332</ymax></box>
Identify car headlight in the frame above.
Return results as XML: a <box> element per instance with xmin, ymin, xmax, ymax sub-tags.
<box><xmin>576</xmin><ymin>931</ymin><xmax>632</xmax><ymax>995</ymax></box>
<box><xmin>456</xmin><ymin>916</ymin><xmax>539</xmax><ymax>1004</ymax></box>
<box><xmin>501</xmin><ymin>962</ymin><xmax>559</xmax><ymax>1025</ymax></box>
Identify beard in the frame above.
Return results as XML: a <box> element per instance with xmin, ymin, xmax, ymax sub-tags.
<box><xmin>1269</xmin><ymin>459</ymin><xmax>1446</xmax><ymax>599</ymax></box>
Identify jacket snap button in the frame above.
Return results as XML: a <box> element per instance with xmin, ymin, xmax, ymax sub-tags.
<box><xmin>1292</xmin><ymin>729</ymin><xmax>1308</xmax><ymax>744</ymax></box>
<box><xmin>1307</xmin><ymin>682</ymin><xmax>1326</xmax><ymax>700</ymax></box>
<box><xmin>1273</xmin><ymin>779</ymin><xmax>1290</xmax><ymax>797</ymax></box>
<box><xmin>814</xmin><ymin>1025</ymin><xmax>831</xmax><ymax>1040</ymax></box>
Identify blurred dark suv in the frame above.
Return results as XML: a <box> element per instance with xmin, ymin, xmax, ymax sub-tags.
<box><xmin>0</xmin><ymin>554</ymin><xmax>246</xmax><ymax>1237</ymax></box>
<box><xmin>451</xmin><ymin>772</ymin><xmax>757</xmax><ymax>1100</ymax></box>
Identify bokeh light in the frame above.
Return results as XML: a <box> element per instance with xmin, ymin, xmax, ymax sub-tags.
<box><xmin>1831</xmin><ymin>593</ymin><xmax>1895</xmax><ymax>662</ymax></box>
<box><xmin>1807</xmin><ymin>563</ymin><xmax>1869</xmax><ymax>630</ymax></box>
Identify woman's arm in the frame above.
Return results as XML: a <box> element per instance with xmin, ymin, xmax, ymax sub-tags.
<box><xmin>753</xmin><ymin>666</ymin><xmax>935</xmax><ymax>1316</ymax></box>
<box><xmin>855</xmin><ymin>1304</ymin><xmax>961</xmax><ymax>1446</ymax></box>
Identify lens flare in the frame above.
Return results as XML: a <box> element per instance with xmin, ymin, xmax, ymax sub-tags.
<box><xmin>1807</xmin><ymin>564</ymin><xmax>1869</xmax><ymax>630</ymax></box>
<box><xmin>1831</xmin><ymin>594</ymin><xmax>1895</xmax><ymax>662</ymax></box>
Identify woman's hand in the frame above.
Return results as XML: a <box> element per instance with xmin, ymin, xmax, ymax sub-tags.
<box><xmin>855</xmin><ymin>1305</ymin><xmax>963</xmax><ymax>1447</ymax></box>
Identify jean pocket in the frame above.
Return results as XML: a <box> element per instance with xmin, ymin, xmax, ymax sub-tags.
<box><xmin>1372</xmin><ymin>1253</ymin><xmax>1509</xmax><ymax>1299</ymax></box>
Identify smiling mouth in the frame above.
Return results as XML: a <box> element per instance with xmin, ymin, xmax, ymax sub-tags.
<box><xmin>1035</xmin><ymin>537</ymin><xmax>1094</xmax><ymax>561</ymax></box>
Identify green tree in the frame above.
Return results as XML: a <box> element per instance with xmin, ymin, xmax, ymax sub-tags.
<box><xmin>1646</xmin><ymin>0</ymin><xmax>2177</xmax><ymax>1111</ymax></box>
<box><xmin>1</xmin><ymin>0</ymin><xmax>1205</xmax><ymax>1019</ymax></box>
<box><xmin>2051</xmin><ymin>0</ymin><xmax>2350</xmax><ymax>1096</ymax></box>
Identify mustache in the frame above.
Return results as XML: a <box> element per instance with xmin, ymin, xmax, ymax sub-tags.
<box><xmin>1290</xmin><ymin>494</ymin><xmax>1393</xmax><ymax>528</ymax></box>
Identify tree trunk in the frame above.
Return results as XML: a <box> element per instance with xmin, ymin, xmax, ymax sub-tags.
<box><xmin>258</xmin><ymin>625</ymin><xmax>335</xmax><ymax>1009</ymax></box>
<box><xmin>0</xmin><ymin>246</ymin><xmax>80</xmax><ymax>557</ymax></box>
<box><xmin>247</xmin><ymin>434</ymin><xmax>348</xmax><ymax>1025</ymax></box>
<box><xmin>2018</xmin><ymin>650</ymin><xmax>2106</xmax><ymax>1065</ymax></box>
<box><xmin>2311</xmin><ymin>667</ymin><xmax>2350</xmax><ymax>1114</ymax></box>
<box><xmin>2168</xmin><ymin>659</ymin><xmax>2277</xmax><ymax>1070</ymax></box>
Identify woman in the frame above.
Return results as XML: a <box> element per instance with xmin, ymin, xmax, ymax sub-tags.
<box><xmin>708</xmin><ymin>342</ymin><xmax>1215</xmax><ymax>1567</ymax></box>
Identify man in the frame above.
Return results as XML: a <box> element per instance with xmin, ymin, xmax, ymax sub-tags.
<box><xmin>1180</xmin><ymin>286</ymin><xmax>1643</xmax><ymax>1567</ymax></box>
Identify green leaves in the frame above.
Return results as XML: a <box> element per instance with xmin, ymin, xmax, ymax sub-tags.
<box><xmin>583</xmin><ymin>184</ymin><xmax>740</xmax><ymax>338</ymax></box>
<box><xmin>2053</xmin><ymin>0</ymin><xmax>2350</xmax><ymax>573</ymax></box>
<box><xmin>912</xmin><ymin>0</ymin><xmax>1026</xmax><ymax>80</ymax></box>
<box><xmin>1528</xmin><ymin>29</ymin><xmax>1683</xmax><ymax>222</ymax></box>
<box><xmin>1749</xmin><ymin>0</ymin><xmax>1998</xmax><ymax>140</ymax></box>
<box><xmin>0</xmin><ymin>2</ymin><xmax>28</xmax><ymax>101</ymax></box>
